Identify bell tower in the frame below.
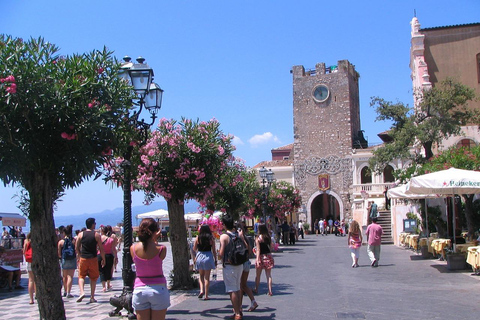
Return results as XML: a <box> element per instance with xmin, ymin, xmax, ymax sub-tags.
<box><xmin>292</xmin><ymin>60</ymin><xmax>362</xmax><ymax>223</ymax></box>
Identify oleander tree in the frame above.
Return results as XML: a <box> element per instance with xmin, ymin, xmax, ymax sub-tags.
<box><xmin>418</xmin><ymin>145</ymin><xmax>480</xmax><ymax>240</ymax></box>
<box><xmin>200</xmin><ymin>157</ymin><xmax>259</xmax><ymax>220</ymax></box>
<box><xmin>245</xmin><ymin>180</ymin><xmax>302</xmax><ymax>221</ymax></box>
<box><xmin>0</xmin><ymin>35</ymin><xmax>137</xmax><ymax>319</ymax></box>
<box><xmin>132</xmin><ymin>117</ymin><xmax>235</xmax><ymax>289</ymax></box>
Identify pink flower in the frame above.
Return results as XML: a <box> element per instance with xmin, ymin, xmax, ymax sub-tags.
<box><xmin>5</xmin><ymin>83</ymin><xmax>16</xmax><ymax>94</ymax></box>
<box><xmin>218</xmin><ymin>145</ymin><xmax>224</xmax><ymax>155</ymax></box>
<box><xmin>61</xmin><ymin>132</ymin><xmax>77</xmax><ymax>140</ymax></box>
<box><xmin>97</xmin><ymin>67</ymin><xmax>104</xmax><ymax>74</ymax></box>
<box><xmin>1</xmin><ymin>75</ymin><xmax>15</xmax><ymax>83</ymax></box>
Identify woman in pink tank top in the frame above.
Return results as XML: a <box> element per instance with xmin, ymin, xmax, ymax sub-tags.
<box><xmin>130</xmin><ymin>218</ymin><xmax>170</xmax><ymax>320</ymax></box>
<box><xmin>98</xmin><ymin>226</ymin><xmax>117</xmax><ymax>292</ymax></box>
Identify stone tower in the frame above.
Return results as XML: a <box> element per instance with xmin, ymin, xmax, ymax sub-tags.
<box><xmin>292</xmin><ymin>60</ymin><xmax>362</xmax><ymax>225</ymax></box>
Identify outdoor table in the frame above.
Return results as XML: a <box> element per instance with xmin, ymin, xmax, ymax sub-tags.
<box><xmin>431</xmin><ymin>238</ymin><xmax>451</xmax><ymax>259</ymax></box>
<box><xmin>409</xmin><ymin>235</ymin><xmax>420</xmax><ymax>250</ymax></box>
<box><xmin>466</xmin><ymin>246</ymin><xmax>480</xmax><ymax>273</ymax></box>
<box><xmin>399</xmin><ymin>232</ymin><xmax>408</xmax><ymax>246</ymax></box>
<box><xmin>455</xmin><ymin>243</ymin><xmax>476</xmax><ymax>254</ymax></box>
<box><xmin>419</xmin><ymin>237</ymin><xmax>435</xmax><ymax>254</ymax></box>
<box><xmin>404</xmin><ymin>234</ymin><xmax>413</xmax><ymax>248</ymax></box>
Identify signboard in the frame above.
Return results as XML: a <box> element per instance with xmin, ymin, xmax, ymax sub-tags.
<box><xmin>318</xmin><ymin>174</ymin><xmax>330</xmax><ymax>191</ymax></box>
<box><xmin>0</xmin><ymin>213</ymin><xmax>26</xmax><ymax>227</ymax></box>
<box><xmin>403</xmin><ymin>219</ymin><xmax>417</xmax><ymax>233</ymax></box>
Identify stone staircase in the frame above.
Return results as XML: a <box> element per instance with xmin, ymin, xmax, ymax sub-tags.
<box><xmin>377</xmin><ymin>210</ymin><xmax>393</xmax><ymax>244</ymax></box>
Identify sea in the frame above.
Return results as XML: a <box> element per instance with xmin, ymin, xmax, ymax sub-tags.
<box><xmin>18</xmin><ymin>200</ymin><xmax>200</xmax><ymax>233</ymax></box>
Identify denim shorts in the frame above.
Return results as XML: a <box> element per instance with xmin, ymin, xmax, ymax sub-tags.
<box><xmin>133</xmin><ymin>284</ymin><xmax>170</xmax><ymax>311</ymax></box>
<box><xmin>62</xmin><ymin>258</ymin><xmax>77</xmax><ymax>270</ymax></box>
<box><xmin>242</xmin><ymin>260</ymin><xmax>251</xmax><ymax>273</ymax></box>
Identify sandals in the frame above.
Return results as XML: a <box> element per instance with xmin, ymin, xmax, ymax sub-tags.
<box><xmin>89</xmin><ymin>298</ymin><xmax>97</xmax><ymax>303</ymax></box>
<box><xmin>76</xmin><ymin>294</ymin><xmax>85</xmax><ymax>303</ymax></box>
<box><xmin>247</xmin><ymin>302</ymin><xmax>258</xmax><ymax>312</ymax></box>
<box><xmin>197</xmin><ymin>292</ymin><xmax>204</xmax><ymax>299</ymax></box>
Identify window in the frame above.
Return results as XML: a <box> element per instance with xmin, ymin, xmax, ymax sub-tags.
<box><xmin>383</xmin><ymin>165</ymin><xmax>395</xmax><ymax>183</ymax></box>
<box><xmin>457</xmin><ymin>138</ymin><xmax>476</xmax><ymax>149</ymax></box>
<box><xmin>360</xmin><ymin>166</ymin><xmax>372</xmax><ymax>184</ymax></box>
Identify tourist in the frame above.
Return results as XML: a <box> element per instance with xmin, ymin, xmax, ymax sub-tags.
<box><xmin>75</xmin><ymin>217</ymin><xmax>105</xmax><ymax>303</ymax></box>
<box><xmin>281</xmin><ymin>220</ymin><xmax>290</xmax><ymax>245</ymax></box>
<box><xmin>369</xmin><ymin>201</ymin><xmax>378</xmax><ymax>219</ymax></box>
<box><xmin>319</xmin><ymin>219</ymin><xmax>325</xmax><ymax>235</ymax></box>
<box><xmin>219</xmin><ymin>214</ymin><xmax>245</xmax><ymax>320</ymax></box>
<box><xmin>314</xmin><ymin>218</ymin><xmax>319</xmax><ymax>236</ymax></box>
<box><xmin>254</xmin><ymin>223</ymin><xmax>274</xmax><ymax>296</ymax></box>
<box><xmin>57</xmin><ymin>225</ymin><xmax>76</xmax><ymax>298</ymax></box>
<box><xmin>106</xmin><ymin>225</ymin><xmax>119</xmax><ymax>272</ymax></box>
<box><xmin>131</xmin><ymin>218</ymin><xmax>169</xmax><ymax>320</ymax></box>
<box><xmin>298</xmin><ymin>220</ymin><xmax>304</xmax><ymax>239</ymax></box>
<box><xmin>347</xmin><ymin>220</ymin><xmax>362</xmax><ymax>268</ymax></box>
<box><xmin>366</xmin><ymin>217</ymin><xmax>383</xmax><ymax>267</ymax></box>
<box><xmin>328</xmin><ymin>218</ymin><xmax>334</xmax><ymax>234</ymax></box>
<box><xmin>193</xmin><ymin>224</ymin><xmax>216</xmax><ymax>300</ymax></box>
<box><xmin>98</xmin><ymin>225</ymin><xmax>117</xmax><ymax>292</ymax></box>
<box><xmin>289</xmin><ymin>222</ymin><xmax>296</xmax><ymax>245</ymax></box>
<box><xmin>23</xmin><ymin>233</ymin><xmax>35</xmax><ymax>303</ymax></box>
<box><xmin>237</xmin><ymin>222</ymin><xmax>258</xmax><ymax>312</ymax></box>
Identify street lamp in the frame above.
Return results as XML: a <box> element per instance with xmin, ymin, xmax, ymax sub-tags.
<box><xmin>110</xmin><ymin>56</ymin><xmax>162</xmax><ymax>319</ymax></box>
<box><xmin>259</xmin><ymin>166</ymin><xmax>275</xmax><ymax>224</ymax></box>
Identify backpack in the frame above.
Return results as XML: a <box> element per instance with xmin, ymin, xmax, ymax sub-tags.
<box><xmin>225</xmin><ymin>232</ymin><xmax>248</xmax><ymax>266</ymax></box>
<box><xmin>24</xmin><ymin>242</ymin><xmax>33</xmax><ymax>263</ymax></box>
<box><xmin>62</xmin><ymin>237</ymin><xmax>76</xmax><ymax>260</ymax></box>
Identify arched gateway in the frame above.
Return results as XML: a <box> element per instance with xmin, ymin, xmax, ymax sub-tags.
<box><xmin>307</xmin><ymin>191</ymin><xmax>343</xmax><ymax>227</ymax></box>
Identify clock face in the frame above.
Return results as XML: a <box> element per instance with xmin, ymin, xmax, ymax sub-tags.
<box><xmin>312</xmin><ymin>85</ymin><xmax>329</xmax><ymax>102</ymax></box>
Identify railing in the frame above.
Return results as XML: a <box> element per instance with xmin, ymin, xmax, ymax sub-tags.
<box><xmin>352</xmin><ymin>183</ymin><xmax>392</xmax><ymax>196</ymax></box>
<box><xmin>1</xmin><ymin>238</ymin><xmax>23</xmax><ymax>250</ymax></box>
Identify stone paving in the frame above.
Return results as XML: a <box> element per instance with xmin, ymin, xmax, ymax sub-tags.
<box><xmin>1</xmin><ymin>235</ymin><xmax>479</xmax><ymax>319</ymax></box>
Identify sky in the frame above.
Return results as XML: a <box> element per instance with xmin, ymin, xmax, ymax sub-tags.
<box><xmin>1</xmin><ymin>0</ymin><xmax>479</xmax><ymax>217</ymax></box>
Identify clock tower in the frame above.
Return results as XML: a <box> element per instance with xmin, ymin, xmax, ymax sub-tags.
<box><xmin>292</xmin><ymin>60</ymin><xmax>363</xmax><ymax>224</ymax></box>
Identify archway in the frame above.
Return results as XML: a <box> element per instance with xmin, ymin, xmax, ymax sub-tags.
<box><xmin>309</xmin><ymin>192</ymin><xmax>341</xmax><ymax>229</ymax></box>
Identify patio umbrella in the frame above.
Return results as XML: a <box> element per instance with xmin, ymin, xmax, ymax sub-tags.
<box><xmin>136</xmin><ymin>209</ymin><xmax>169</xmax><ymax>229</ymax></box>
<box><xmin>407</xmin><ymin>167</ymin><xmax>480</xmax><ymax>250</ymax></box>
<box><xmin>184</xmin><ymin>212</ymin><xmax>203</xmax><ymax>222</ymax></box>
<box><xmin>136</xmin><ymin>209</ymin><xmax>169</xmax><ymax>220</ymax></box>
<box><xmin>388</xmin><ymin>183</ymin><xmax>440</xmax><ymax>241</ymax></box>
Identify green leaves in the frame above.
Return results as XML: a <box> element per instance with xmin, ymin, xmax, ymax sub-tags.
<box><xmin>369</xmin><ymin>78</ymin><xmax>478</xmax><ymax>176</ymax></box>
<box><xmin>0</xmin><ymin>34</ymin><xmax>136</xmax><ymax>193</ymax></box>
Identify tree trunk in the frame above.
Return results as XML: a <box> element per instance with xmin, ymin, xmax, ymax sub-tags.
<box><xmin>462</xmin><ymin>194</ymin><xmax>476</xmax><ymax>241</ymax></box>
<box><xmin>27</xmin><ymin>171</ymin><xmax>65</xmax><ymax>319</ymax></box>
<box><xmin>423</xmin><ymin>141</ymin><xmax>434</xmax><ymax>160</ymax></box>
<box><xmin>167</xmin><ymin>199</ymin><xmax>194</xmax><ymax>289</ymax></box>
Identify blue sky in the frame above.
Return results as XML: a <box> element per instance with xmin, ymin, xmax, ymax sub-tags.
<box><xmin>1</xmin><ymin>0</ymin><xmax>479</xmax><ymax>217</ymax></box>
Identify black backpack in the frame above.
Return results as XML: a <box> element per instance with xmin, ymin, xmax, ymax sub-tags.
<box><xmin>226</xmin><ymin>232</ymin><xmax>248</xmax><ymax>266</ymax></box>
<box><xmin>62</xmin><ymin>237</ymin><xmax>76</xmax><ymax>260</ymax></box>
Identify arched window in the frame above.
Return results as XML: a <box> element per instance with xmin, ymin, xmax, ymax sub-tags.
<box><xmin>383</xmin><ymin>165</ymin><xmax>395</xmax><ymax>183</ymax></box>
<box><xmin>457</xmin><ymin>138</ymin><xmax>476</xmax><ymax>149</ymax></box>
<box><xmin>361</xmin><ymin>166</ymin><xmax>372</xmax><ymax>184</ymax></box>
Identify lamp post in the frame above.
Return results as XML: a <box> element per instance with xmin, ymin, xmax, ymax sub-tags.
<box><xmin>110</xmin><ymin>56</ymin><xmax>163</xmax><ymax>319</ymax></box>
<box><xmin>259</xmin><ymin>166</ymin><xmax>275</xmax><ymax>224</ymax></box>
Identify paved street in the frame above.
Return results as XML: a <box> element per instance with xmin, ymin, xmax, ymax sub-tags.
<box><xmin>1</xmin><ymin>235</ymin><xmax>479</xmax><ymax>319</ymax></box>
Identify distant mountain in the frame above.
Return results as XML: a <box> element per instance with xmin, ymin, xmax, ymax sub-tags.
<box><xmin>52</xmin><ymin>200</ymin><xmax>200</xmax><ymax>232</ymax></box>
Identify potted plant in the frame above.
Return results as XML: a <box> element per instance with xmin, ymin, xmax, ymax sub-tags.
<box><xmin>303</xmin><ymin>223</ymin><xmax>310</xmax><ymax>234</ymax></box>
<box><xmin>445</xmin><ymin>248</ymin><xmax>467</xmax><ymax>270</ymax></box>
